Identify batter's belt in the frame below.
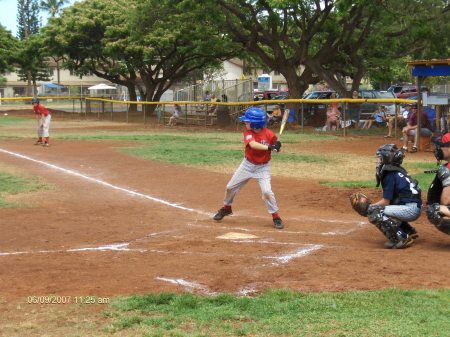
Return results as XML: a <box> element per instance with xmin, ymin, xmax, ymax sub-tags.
<box><xmin>245</xmin><ymin>157</ymin><xmax>269</xmax><ymax>165</ymax></box>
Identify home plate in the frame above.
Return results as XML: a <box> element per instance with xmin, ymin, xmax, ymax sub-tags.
<box><xmin>217</xmin><ymin>232</ymin><xmax>258</xmax><ymax>240</ymax></box>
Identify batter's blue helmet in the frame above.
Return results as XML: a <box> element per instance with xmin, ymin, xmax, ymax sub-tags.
<box><xmin>239</xmin><ymin>107</ymin><xmax>266</xmax><ymax>129</ymax></box>
<box><xmin>31</xmin><ymin>97</ymin><xmax>39</xmax><ymax>104</ymax></box>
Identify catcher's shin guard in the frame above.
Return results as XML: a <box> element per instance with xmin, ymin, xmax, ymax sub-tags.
<box><xmin>426</xmin><ymin>203</ymin><xmax>450</xmax><ymax>235</ymax></box>
<box><xmin>367</xmin><ymin>205</ymin><xmax>407</xmax><ymax>245</ymax></box>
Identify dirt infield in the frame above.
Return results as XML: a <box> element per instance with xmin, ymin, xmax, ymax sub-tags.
<box><xmin>0</xmin><ymin>118</ymin><xmax>449</xmax><ymax>304</ymax></box>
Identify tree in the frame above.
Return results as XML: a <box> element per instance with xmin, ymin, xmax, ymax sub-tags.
<box><xmin>43</xmin><ymin>0</ymin><xmax>240</xmax><ymax>113</ymax></box>
<box><xmin>214</xmin><ymin>0</ymin><xmax>450</xmax><ymax>98</ymax></box>
<box><xmin>40</xmin><ymin>0</ymin><xmax>69</xmax><ymax>17</ymax></box>
<box><xmin>364</xmin><ymin>0</ymin><xmax>450</xmax><ymax>89</ymax></box>
<box><xmin>0</xmin><ymin>25</ymin><xmax>18</xmax><ymax>74</ymax></box>
<box><xmin>40</xmin><ymin>0</ymin><xmax>70</xmax><ymax>94</ymax></box>
<box><xmin>211</xmin><ymin>0</ymin><xmax>383</xmax><ymax>98</ymax></box>
<box><xmin>15</xmin><ymin>34</ymin><xmax>52</xmax><ymax>92</ymax></box>
<box><xmin>16</xmin><ymin>0</ymin><xmax>44</xmax><ymax>96</ymax></box>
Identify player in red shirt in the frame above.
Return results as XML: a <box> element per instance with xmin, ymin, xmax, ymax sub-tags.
<box><xmin>32</xmin><ymin>97</ymin><xmax>51</xmax><ymax>147</ymax></box>
<box><xmin>213</xmin><ymin>107</ymin><xmax>284</xmax><ymax>229</ymax></box>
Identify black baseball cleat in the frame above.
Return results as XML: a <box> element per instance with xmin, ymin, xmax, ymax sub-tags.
<box><xmin>273</xmin><ymin>217</ymin><xmax>284</xmax><ymax>229</ymax></box>
<box><xmin>393</xmin><ymin>234</ymin><xmax>414</xmax><ymax>249</ymax></box>
<box><xmin>213</xmin><ymin>207</ymin><xmax>232</xmax><ymax>221</ymax></box>
<box><xmin>400</xmin><ymin>222</ymin><xmax>419</xmax><ymax>239</ymax></box>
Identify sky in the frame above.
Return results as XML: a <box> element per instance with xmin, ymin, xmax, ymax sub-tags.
<box><xmin>0</xmin><ymin>0</ymin><xmax>76</xmax><ymax>37</ymax></box>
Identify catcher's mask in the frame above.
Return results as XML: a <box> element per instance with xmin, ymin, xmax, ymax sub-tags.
<box><xmin>375</xmin><ymin>144</ymin><xmax>405</xmax><ymax>186</ymax></box>
<box><xmin>432</xmin><ymin>133</ymin><xmax>450</xmax><ymax>162</ymax></box>
<box><xmin>376</xmin><ymin>144</ymin><xmax>405</xmax><ymax>166</ymax></box>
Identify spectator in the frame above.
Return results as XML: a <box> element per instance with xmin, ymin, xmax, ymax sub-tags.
<box><xmin>268</xmin><ymin>104</ymin><xmax>282</xmax><ymax>125</ymax></box>
<box><xmin>221</xmin><ymin>94</ymin><xmax>228</xmax><ymax>102</ymax></box>
<box><xmin>208</xmin><ymin>99</ymin><xmax>219</xmax><ymax>116</ymax></box>
<box><xmin>385</xmin><ymin>104</ymin><xmax>412</xmax><ymax>138</ymax></box>
<box><xmin>204</xmin><ymin>91</ymin><xmax>212</xmax><ymax>101</ymax></box>
<box><xmin>167</xmin><ymin>104</ymin><xmax>182</xmax><ymax>126</ymax></box>
<box><xmin>155</xmin><ymin>104</ymin><xmax>162</xmax><ymax>126</ymax></box>
<box><xmin>362</xmin><ymin>105</ymin><xmax>387</xmax><ymax>129</ymax></box>
<box><xmin>324</xmin><ymin>105</ymin><xmax>340</xmax><ymax>131</ymax></box>
<box><xmin>401</xmin><ymin>105</ymin><xmax>433</xmax><ymax>153</ymax></box>
<box><xmin>346</xmin><ymin>90</ymin><xmax>360</xmax><ymax>127</ymax></box>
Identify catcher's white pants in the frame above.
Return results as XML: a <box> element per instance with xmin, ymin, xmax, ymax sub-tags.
<box><xmin>223</xmin><ymin>158</ymin><xmax>279</xmax><ymax>214</ymax></box>
<box><xmin>383</xmin><ymin>202</ymin><xmax>421</xmax><ymax>222</ymax></box>
<box><xmin>37</xmin><ymin>115</ymin><xmax>51</xmax><ymax>138</ymax></box>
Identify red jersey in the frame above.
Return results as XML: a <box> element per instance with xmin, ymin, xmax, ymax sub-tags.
<box><xmin>243</xmin><ymin>128</ymin><xmax>277</xmax><ymax>164</ymax></box>
<box><xmin>34</xmin><ymin>104</ymin><xmax>50</xmax><ymax>117</ymax></box>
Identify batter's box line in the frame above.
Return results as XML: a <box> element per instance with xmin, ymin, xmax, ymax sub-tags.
<box><xmin>186</xmin><ymin>222</ymin><xmax>368</xmax><ymax>236</ymax></box>
<box><xmin>243</xmin><ymin>213</ymin><xmax>368</xmax><ymax>226</ymax></box>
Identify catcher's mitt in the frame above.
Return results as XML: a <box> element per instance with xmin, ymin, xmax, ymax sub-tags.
<box><xmin>349</xmin><ymin>192</ymin><xmax>372</xmax><ymax>217</ymax></box>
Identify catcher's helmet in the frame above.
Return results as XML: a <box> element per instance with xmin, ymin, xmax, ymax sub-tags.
<box><xmin>31</xmin><ymin>97</ymin><xmax>39</xmax><ymax>104</ymax></box>
<box><xmin>432</xmin><ymin>133</ymin><xmax>450</xmax><ymax>162</ymax></box>
<box><xmin>376</xmin><ymin>144</ymin><xmax>405</xmax><ymax>166</ymax></box>
<box><xmin>239</xmin><ymin>107</ymin><xmax>266</xmax><ymax>129</ymax></box>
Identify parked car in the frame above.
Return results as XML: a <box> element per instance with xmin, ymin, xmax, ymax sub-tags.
<box><xmin>358</xmin><ymin>90</ymin><xmax>396</xmax><ymax>117</ymax></box>
<box><xmin>253</xmin><ymin>89</ymin><xmax>282</xmax><ymax>101</ymax></box>
<box><xmin>301</xmin><ymin>90</ymin><xmax>397</xmax><ymax>127</ymax></box>
<box><xmin>387</xmin><ymin>84</ymin><xmax>428</xmax><ymax>98</ymax></box>
<box><xmin>254</xmin><ymin>89</ymin><xmax>289</xmax><ymax>113</ymax></box>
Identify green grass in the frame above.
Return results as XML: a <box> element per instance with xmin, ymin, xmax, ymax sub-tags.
<box><xmin>321</xmin><ymin>180</ymin><xmax>376</xmax><ymax>188</ymax></box>
<box><xmin>0</xmin><ymin>115</ymin><xmax>31</xmax><ymax>126</ymax></box>
<box><xmin>105</xmin><ymin>289</ymin><xmax>450</xmax><ymax>336</ymax></box>
<box><xmin>0</xmin><ymin>171</ymin><xmax>48</xmax><ymax>207</ymax></box>
<box><xmin>90</xmin><ymin>133</ymin><xmax>328</xmax><ymax>166</ymax></box>
<box><xmin>322</xmin><ymin>161</ymin><xmax>439</xmax><ymax>190</ymax></box>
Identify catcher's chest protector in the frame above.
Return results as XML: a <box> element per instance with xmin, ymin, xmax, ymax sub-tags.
<box><xmin>427</xmin><ymin>175</ymin><xmax>442</xmax><ymax>205</ymax></box>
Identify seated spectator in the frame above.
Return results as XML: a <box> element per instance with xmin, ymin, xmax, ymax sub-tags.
<box><xmin>401</xmin><ymin>105</ymin><xmax>433</xmax><ymax>153</ymax></box>
<box><xmin>323</xmin><ymin>105</ymin><xmax>341</xmax><ymax>131</ymax></box>
<box><xmin>167</xmin><ymin>104</ymin><xmax>182</xmax><ymax>126</ymax></box>
<box><xmin>208</xmin><ymin>99</ymin><xmax>220</xmax><ymax>116</ymax></box>
<box><xmin>362</xmin><ymin>105</ymin><xmax>387</xmax><ymax>129</ymax></box>
<box><xmin>268</xmin><ymin>105</ymin><xmax>282</xmax><ymax>125</ymax></box>
<box><xmin>385</xmin><ymin>104</ymin><xmax>412</xmax><ymax>138</ymax></box>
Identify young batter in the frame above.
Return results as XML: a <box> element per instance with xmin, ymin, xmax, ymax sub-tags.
<box><xmin>32</xmin><ymin>97</ymin><xmax>51</xmax><ymax>147</ymax></box>
<box><xmin>213</xmin><ymin>107</ymin><xmax>284</xmax><ymax>229</ymax></box>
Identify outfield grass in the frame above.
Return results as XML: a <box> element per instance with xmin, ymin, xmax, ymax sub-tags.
<box><xmin>104</xmin><ymin>289</ymin><xmax>450</xmax><ymax>337</ymax></box>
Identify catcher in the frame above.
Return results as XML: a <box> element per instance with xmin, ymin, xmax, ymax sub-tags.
<box><xmin>425</xmin><ymin>133</ymin><xmax>450</xmax><ymax>235</ymax></box>
<box><xmin>350</xmin><ymin>144</ymin><xmax>421</xmax><ymax>249</ymax></box>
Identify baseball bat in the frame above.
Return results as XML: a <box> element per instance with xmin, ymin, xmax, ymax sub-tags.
<box><xmin>277</xmin><ymin>108</ymin><xmax>290</xmax><ymax>140</ymax></box>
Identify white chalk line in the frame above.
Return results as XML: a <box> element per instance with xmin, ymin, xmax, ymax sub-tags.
<box><xmin>187</xmin><ymin>222</ymin><xmax>368</xmax><ymax>236</ymax></box>
<box><xmin>0</xmin><ymin>237</ymin><xmax>324</xmax><ymax>264</ymax></box>
<box><xmin>263</xmin><ymin>244</ymin><xmax>324</xmax><ymax>265</ymax></box>
<box><xmin>0</xmin><ymin>148</ymin><xmax>212</xmax><ymax>217</ymax></box>
<box><xmin>155</xmin><ymin>245</ymin><xmax>324</xmax><ymax>295</ymax></box>
<box><xmin>155</xmin><ymin>277</ymin><xmax>260</xmax><ymax>297</ymax></box>
<box><xmin>156</xmin><ymin>277</ymin><xmax>217</xmax><ymax>295</ymax></box>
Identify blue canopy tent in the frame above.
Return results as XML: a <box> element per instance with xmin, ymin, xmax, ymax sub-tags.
<box><xmin>41</xmin><ymin>82</ymin><xmax>66</xmax><ymax>95</ymax></box>
<box><xmin>407</xmin><ymin>59</ymin><xmax>450</xmax><ymax>151</ymax></box>
<box><xmin>44</xmin><ymin>83</ymin><xmax>65</xmax><ymax>89</ymax></box>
